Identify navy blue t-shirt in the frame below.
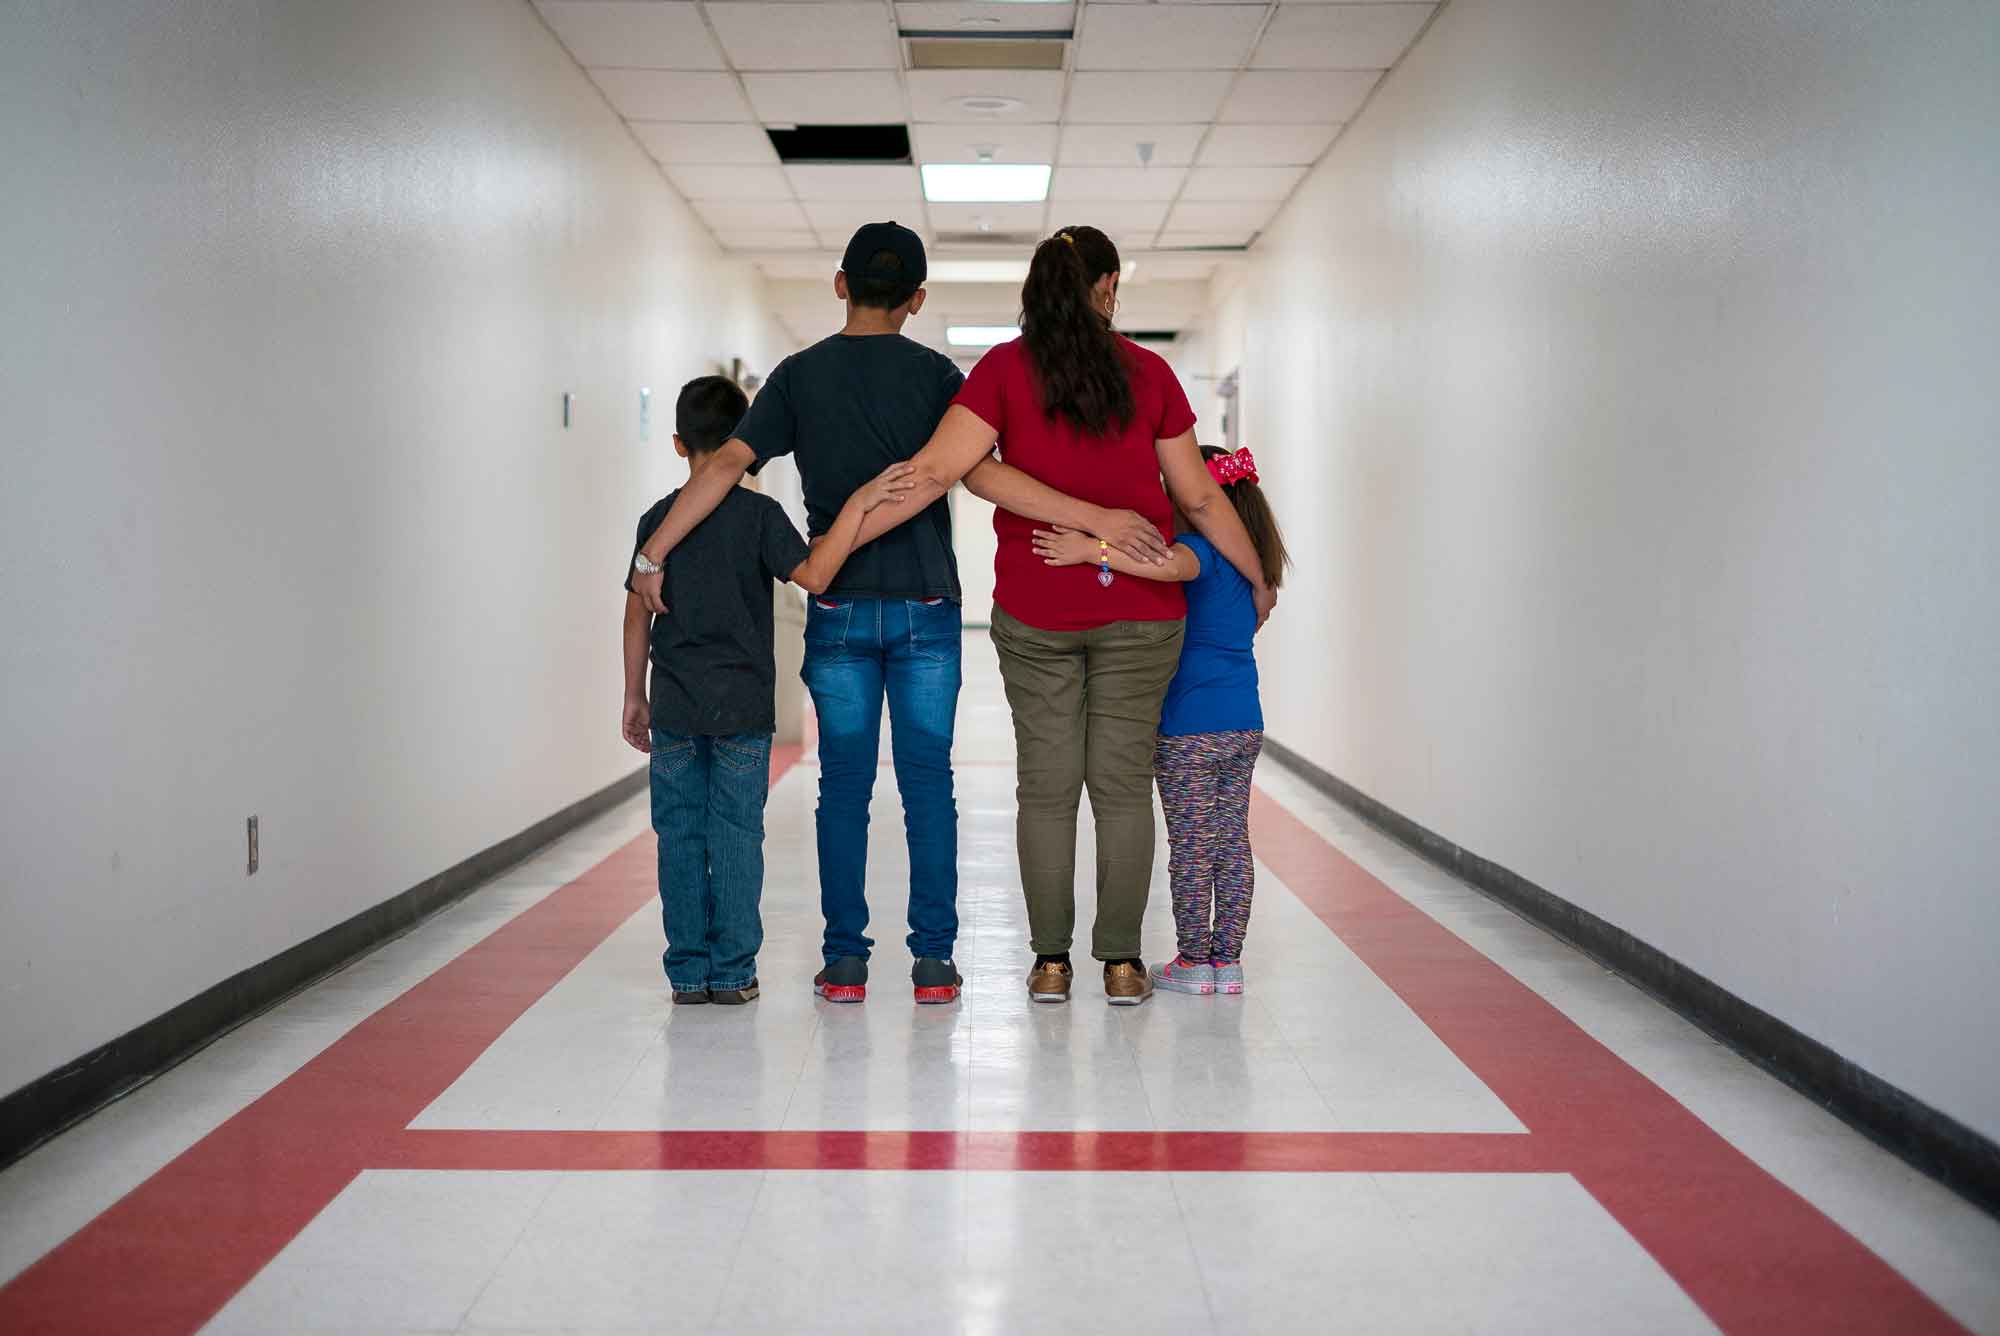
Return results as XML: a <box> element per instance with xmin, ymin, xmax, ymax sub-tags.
<box><xmin>733</xmin><ymin>332</ymin><xmax>964</xmax><ymax>602</ymax></box>
<box><xmin>624</xmin><ymin>486</ymin><xmax>810</xmax><ymax>737</ymax></box>
<box><xmin>1158</xmin><ymin>533</ymin><xmax>1263</xmax><ymax>737</ymax></box>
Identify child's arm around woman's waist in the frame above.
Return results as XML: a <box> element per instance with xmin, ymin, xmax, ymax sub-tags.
<box><xmin>1030</xmin><ymin>525</ymin><xmax>1199</xmax><ymax>582</ymax></box>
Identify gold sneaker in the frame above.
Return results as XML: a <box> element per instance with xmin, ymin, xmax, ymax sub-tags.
<box><xmin>1027</xmin><ymin>958</ymin><xmax>1073</xmax><ymax>1004</ymax></box>
<box><xmin>1103</xmin><ymin>961</ymin><xmax>1154</xmax><ymax>1007</ymax></box>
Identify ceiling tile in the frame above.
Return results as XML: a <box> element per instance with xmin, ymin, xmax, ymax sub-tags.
<box><xmin>665</xmin><ymin>164</ymin><xmax>796</xmax><ymax>200</ymax></box>
<box><xmin>805</xmin><ymin>200</ymin><xmax>931</xmax><ymax>248</ymax></box>
<box><xmin>1057</xmin><ymin>123</ymin><xmax>1206</xmax><ymax>167</ymax></box>
<box><xmin>1253</xmin><ymin>4</ymin><xmax>1434</xmax><ymax>70</ymax></box>
<box><xmin>1051</xmin><ymin>204</ymin><xmax>1167</xmax><ymax>251</ymax></box>
<box><xmin>1074</xmin><ymin>4</ymin><xmax>1263</xmax><ymax>71</ymax></box>
<box><xmin>1180</xmin><ymin>165</ymin><xmax>1305</xmax><ymax>201</ymax></box>
<box><xmin>1120</xmin><ymin>251</ymin><xmax>1221</xmax><ymax>281</ymax></box>
<box><xmin>926</xmin><ymin>201</ymin><xmax>1048</xmax><ymax>235</ymax></box>
<box><xmin>804</xmin><ymin>200</ymin><xmax>930</xmax><ymax>233</ymax></box>
<box><xmin>591</xmin><ymin>70</ymin><xmax>753</xmax><ymax>121</ymax></box>
<box><xmin>1064</xmin><ymin>72</ymin><xmax>1233</xmax><ymax>124</ymax></box>
<box><xmin>707</xmin><ymin>4</ymin><xmax>899</xmax><ymax>71</ymax></box>
<box><xmin>1047</xmin><ymin>200</ymin><xmax>1169</xmax><ymax>232</ymax></box>
<box><xmin>1164</xmin><ymin>199</ymin><xmax>1277</xmax><ymax>233</ymax></box>
<box><xmin>632</xmin><ymin>121</ymin><xmax>781</xmax><ymax>165</ymax></box>
<box><xmin>784</xmin><ymin>164</ymin><xmax>923</xmax><ymax>201</ymax></box>
<box><xmin>1221</xmin><ymin>70</ymin><xmax>1379</xmax><ymax>123</ymax></box>
<box><xmin>1154</xmin><ymin>229</ymin><xmax>1257</xmax><ymax>248</ymax></box>
<box><xmin>693</xmin><ymin>198</ymin><xmax>810</xmax><ymax>231</ymax></box>
<box><xmin>742</xmin><ymin>71</ymin><xmax>906</xmax><ymax>124</ymax></box>
<box><xmin>534</xmin><ymin>2</ymin><xmax>725</xmax><ymax>69</ymax></box>
<box><xmin>895</xmin><ymin>1</ymin><xmax>1077</xmax><ymax>33</ymax></box>
<box><xmin>911</xmin><ymin>123</ymin><xmax>1059</xmax><ymax>165</ymax></box>
<box><xmin>1196</xmin><ymin>123</ymin><xmax>1337</xmax><ymax>166</ymax></box>
<box><xmin>906</xmin><ymin>69</ymin><xmax>1066</xmax><ymax>123</ymax></box>
<box><xmin>1050</xmin><ymin>165</ymin><xmax>1187</xmax><ymax>202</ymax></box>
<box><xmin>720</xmin><ymin>230</ymin><xmax>823</xmax><ymax>251</ymax></box>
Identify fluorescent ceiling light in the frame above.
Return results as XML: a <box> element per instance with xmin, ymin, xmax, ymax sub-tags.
<box><xmin>928</xmin><ymin>260</ymin><xmax>1030</xmax><ymax>283</ymax></box>
<box><xmin>921</xmin><ymin>163</ymin><xmax>1051</xmax><ymax>203</ymax></box>
<box><xmin>1120</xmin><ymin>259</ymin><xmax>1138</xmax><ymax>282</ymax></box>
<box><xmin>947</xmin><ymin>325</ymin><xmax>1020</xmax><ymax>347</ymax></box>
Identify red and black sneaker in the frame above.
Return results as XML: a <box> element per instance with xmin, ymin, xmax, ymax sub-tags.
<box><xmin>813</xmin><ymin>957</ymin><xmax>867</xmax><ymax>1004</ymax></box>
<box><xmin>912</xmin><ymin>957</ymin><xmax>962</xmax><ymax>1005</ymax></box>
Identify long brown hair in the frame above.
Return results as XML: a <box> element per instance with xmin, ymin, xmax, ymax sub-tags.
<box><xmin>1201</xmin><ymin>446</ymin><xmax>1291</xmax><ymax>591</ymax></box>
<box><xmin>1019</xmin><ymin>225</ymin><xmax>1133</xmax><ymax>435</ymax></box>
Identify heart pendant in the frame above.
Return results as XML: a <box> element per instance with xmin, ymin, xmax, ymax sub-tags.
<box><xmin>1097</xmin><ymin>568</ymin><xmax>1114</xmax><ymax>588</ymax></box>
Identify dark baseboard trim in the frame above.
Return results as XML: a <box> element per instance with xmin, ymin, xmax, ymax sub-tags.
<box><xmin>1261</xmin><ymin>734</ymin><xmax>2000</xmax><ymax>1220</ymax></box>
<box><xmin>0</xmin><ymin>766</ymin><xmax>648</xmax><ymax>1170</ymax></box>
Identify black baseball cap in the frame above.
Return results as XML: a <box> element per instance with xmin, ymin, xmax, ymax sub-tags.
<box><xmin>840</xmin><ymin>221</ymin><xmax>927</xmax><ymax>288</ymax></box>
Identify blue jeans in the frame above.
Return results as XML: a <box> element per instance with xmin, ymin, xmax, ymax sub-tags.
<box><xmin>649</xmin><ymin>728</ymin><xmax>771</xmax><ymax>993</ymax></box>
<box><xmin>801</xmin><ymin>596</ymin><xmax>961</xmax><ymax>964</ymax></box>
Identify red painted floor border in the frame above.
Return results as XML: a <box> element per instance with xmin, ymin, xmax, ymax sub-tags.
<box><xmin>1247</xmin><ymin>789</ymin><xmax>1963</xmax><ymax>1336</ymax></box>
<box><xmin>0</xmin><ymin>749</ymin><xmax>1970</xmax><ymax>1335</ymax></box>
<box><xmin>0</xmin><ymin>746</ymin><xmax>799</xmax><ymax>1336</ymax></box>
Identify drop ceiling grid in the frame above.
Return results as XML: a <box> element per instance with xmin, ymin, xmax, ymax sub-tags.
<box><xmin>1146</xmin><ymin>1</ymin><xmax>1282</xmax><ymax>249</ymax></box>
<box><xmin>533</xmin><ymin>0</ymin><xmax>1448</xmax><ymax>353</ymax></box>
<box><xmin>697</xmin><ymin>1</ymin><xmax>819</xmax><ymax>254</ymax></box>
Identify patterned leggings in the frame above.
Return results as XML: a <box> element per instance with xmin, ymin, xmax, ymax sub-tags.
<box><xmin>1153</xmin><ymin>730</ymin><xmax>1263</xmax><ymax>962</ymax></box>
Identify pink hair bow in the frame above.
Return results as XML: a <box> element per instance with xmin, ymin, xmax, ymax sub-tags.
<box><xmin>1205</xmin><ymin>448</ymin><xmax>1259</xmax><ymax>487</ymax></box>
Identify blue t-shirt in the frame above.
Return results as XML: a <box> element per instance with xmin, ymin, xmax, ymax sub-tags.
<box><xmin>1158</xmin><ymin>533</ymin><xmax>1263</xmax><ymax>737</ymax></box>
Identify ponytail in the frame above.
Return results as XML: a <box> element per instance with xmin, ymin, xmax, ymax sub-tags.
<box><xmin>1020</xmin><ymin>225</ymin><xmax>1133</xmax><ymax>436</ymax></box>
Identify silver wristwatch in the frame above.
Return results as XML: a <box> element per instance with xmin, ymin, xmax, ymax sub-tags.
<box><xmin>632</xmin><ymin>552</ymin><xmax>663</xmax><ymax>576</ymax></box>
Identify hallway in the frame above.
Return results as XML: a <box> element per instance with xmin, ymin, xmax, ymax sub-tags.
<box><xmin>2</xmin><ymin>637</ymin><xmax>1994</xmax><ymax>1334</ymax></box>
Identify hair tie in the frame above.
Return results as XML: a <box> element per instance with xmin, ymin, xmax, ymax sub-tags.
<box><xmin>1057</xmin><ymin>231</ymin><xmax>1076</xmax><ymax>248</ymax></box>
<box><xmin>1205</xmin><ymin>448</ymin><xmax>1259</xmax><ymax>487</ymax></box>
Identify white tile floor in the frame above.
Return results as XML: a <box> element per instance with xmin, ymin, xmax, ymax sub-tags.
<box><xmin>3</xmin><ymin>633</ymin><xmax>1997</xmax><ymax>1334</ymax></box>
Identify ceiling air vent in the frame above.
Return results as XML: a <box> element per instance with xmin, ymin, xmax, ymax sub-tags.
<box><xmin>936</xmin><ymin>231</ymin><xmax>1044</xmax><ymax>248</ymax></box>
<box><xmin>906</xmin><ymin>38</ymin><xmax>1067</xmax><ymax>71</ymax></box>
<box><xmin>1123</xmin><ymin>330</ymin><xmax>1181</xmax><ymax>345</ymax></box>
<box><xmin>766</xmin><ymin>124</ymin><xmax>911</xmax><ymax>165</ymax></box>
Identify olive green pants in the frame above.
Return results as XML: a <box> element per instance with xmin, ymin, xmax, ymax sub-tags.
<box><xmin>990</xmin><ymin>608</ymin><xmax>1187</xmax><ymax>960</ymax></box>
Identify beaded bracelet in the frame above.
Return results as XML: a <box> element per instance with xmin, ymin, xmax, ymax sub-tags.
<box><xmin>1097</xmin><ymin>539</ymin><xmax>1114</xmax><ymax>588</ymax></box>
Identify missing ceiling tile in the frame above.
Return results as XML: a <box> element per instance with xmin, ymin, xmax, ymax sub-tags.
<box><xmin>766</xmin><ymin>124</ymin><xmax>912</xmax><ymax>165</ymax></box>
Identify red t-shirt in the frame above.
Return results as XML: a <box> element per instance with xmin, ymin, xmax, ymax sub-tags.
<box><xmin>953</xmin><ymin>337</ymin><xmax>1196</xmax><ymax>633</ymax></box>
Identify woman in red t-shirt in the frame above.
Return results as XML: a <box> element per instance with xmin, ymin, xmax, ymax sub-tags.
<box><xmin>856</xmin><ymin>225</ymin><xmax>1275</xmax><ymax>1006</ymax></box>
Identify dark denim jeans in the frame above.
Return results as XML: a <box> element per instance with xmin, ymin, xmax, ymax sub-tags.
<box><xmin>649</xmin><ymin>728</ymin><xmax>772</xmax><ymax>993</ymax></box>
<box><xmin>800</xmin><ymin>596</ymin><xmax>961</xmax><ymax>965</ymax></box>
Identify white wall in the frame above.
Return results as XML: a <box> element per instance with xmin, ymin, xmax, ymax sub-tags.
<box><xmin>1202</xmin><ymin>0</ymin><xmax>2000</xmax><ymax>1138</ymax></box>
<box><xmin>0</xmin><ymin>1</ymin><xmax>793</xmax><ymax>1097</ymax></box>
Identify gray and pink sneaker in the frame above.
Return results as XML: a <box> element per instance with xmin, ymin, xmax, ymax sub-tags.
<box><xmin>1211</xmin><ymin>958</ymin><xmax>1244</xmax><ymax>995</ymax></box>
<box><xmin>1150</xmin><ymin>956</ymin><xmax>1216</xmax><ymax>995</ymax></box>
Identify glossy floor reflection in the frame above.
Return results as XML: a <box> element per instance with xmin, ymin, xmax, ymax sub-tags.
<box><xmin>1</xmin><ymin>634</ymin><xmax>1996</xmax><ymax>1335</ymax></box>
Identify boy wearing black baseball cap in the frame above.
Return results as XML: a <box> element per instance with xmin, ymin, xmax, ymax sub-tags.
<box><xmin>629</xmin><ymin>222</ymin><xmax>967</xmax><ymax>1005</ymax></box>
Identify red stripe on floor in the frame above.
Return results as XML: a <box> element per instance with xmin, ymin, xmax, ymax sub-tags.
<box><xmin>1248</xmin><ymin>788</ymin><xmax>1964</xmax><ymax>1336</ymax></box>
<box><xmin>0</xmin><ymin>750</ymin><xmax>1969</xmax><ymax>1335</ymax></box>
<box><xmin>0</xmin><ymin>747</ymin><xmax>799</xmax><ymax>1336</ymax></box>
<box><xmin>382</xmin><ymin>1128</ymin><xmax>1562</xmax><ymax>1174</ymax></box>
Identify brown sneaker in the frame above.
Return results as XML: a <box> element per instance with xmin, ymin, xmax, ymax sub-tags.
<box><xmin>1027</xmin><ymin>957</ymin><xmax>1073</xmax><ymax>1004</ymax></box>
<box><xmin>1103</xmin><ymin>960</ymin><xmax>1154</xmax><ymax>1006</ymax></box>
